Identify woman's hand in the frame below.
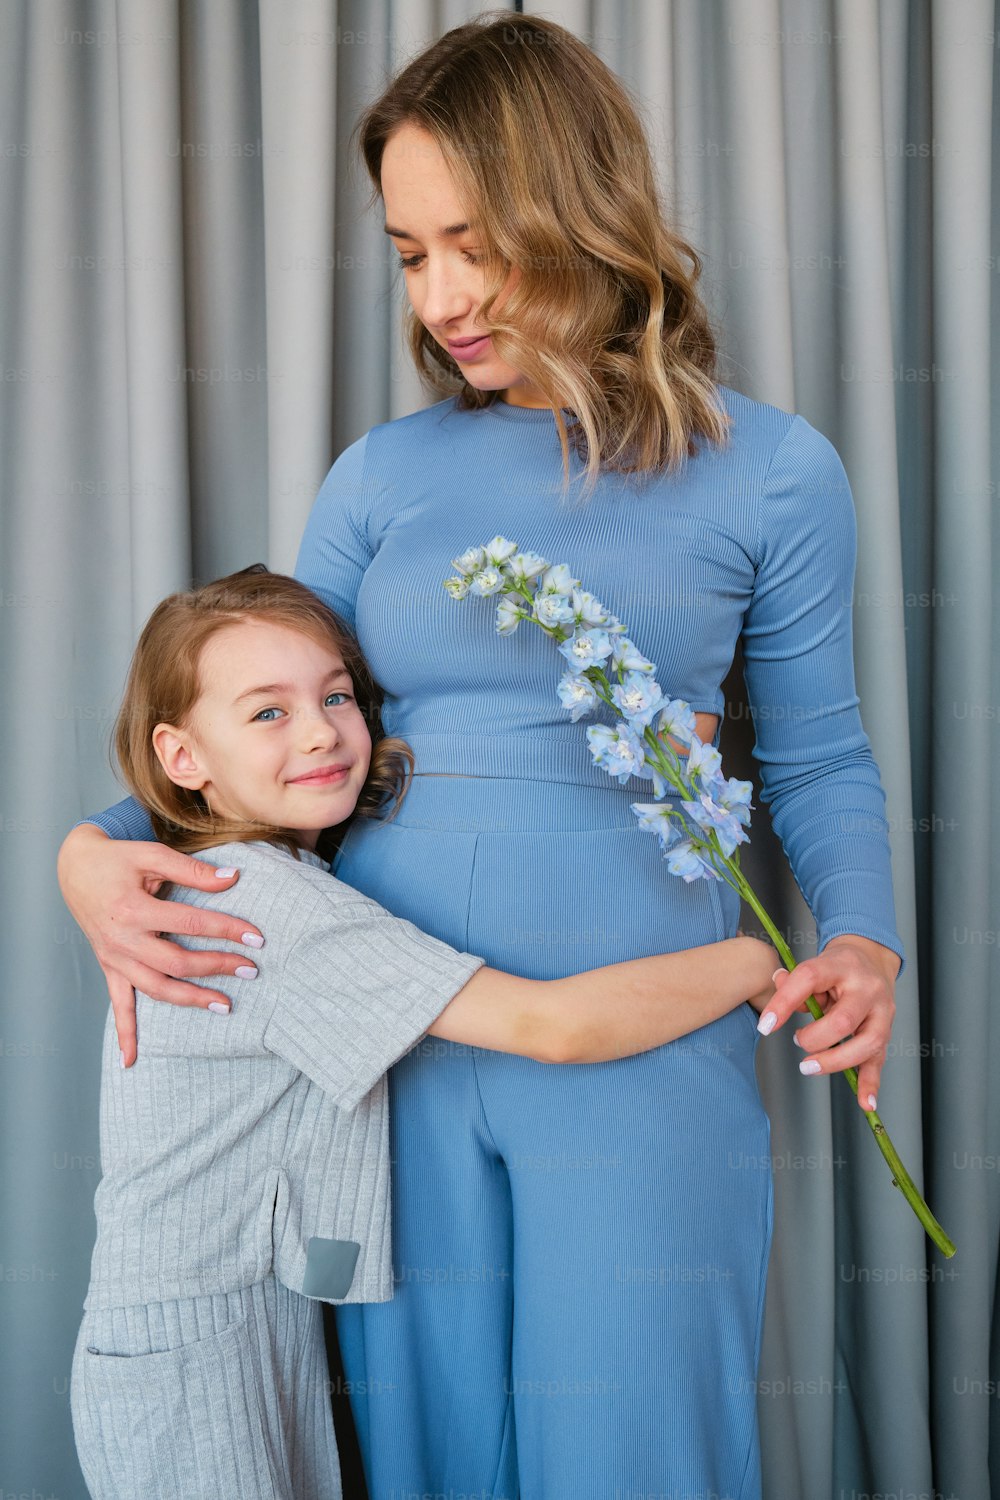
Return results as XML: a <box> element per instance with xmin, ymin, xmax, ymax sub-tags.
<box><xmin>754</xmin><ymin>934</ymin><xmax>900</xmax><ymax>1112</ymax></box>
<box><xmin>57</xmin><ymin>823</ymin><xmax>264</xmax><ymax>1067</ymax></box>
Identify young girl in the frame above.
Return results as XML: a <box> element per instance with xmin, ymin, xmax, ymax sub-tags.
<box><xmin>70</xmin><ymin>564</ymin><xmax>778</xmax><ymax>1500</ymax></box>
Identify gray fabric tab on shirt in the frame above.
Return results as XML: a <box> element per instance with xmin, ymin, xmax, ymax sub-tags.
<box><xmin>301</xmin><ymin>1236</ymin><xmax>361</xmax><ymax>1300</ymax></box>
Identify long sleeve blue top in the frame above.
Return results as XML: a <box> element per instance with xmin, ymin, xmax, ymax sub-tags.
<box><xmin>85</xmin><ymin>383</ymin><xmax>906</xmax><ymax>977</ymax></box>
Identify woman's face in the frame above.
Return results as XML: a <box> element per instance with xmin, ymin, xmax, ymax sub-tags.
<box><xmin>380</xmin><ymin>122</ymin><xmax>549</xmax><ymax>410</ymax></box>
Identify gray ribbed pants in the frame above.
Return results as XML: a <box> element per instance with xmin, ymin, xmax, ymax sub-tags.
<box><xmin>71</xmin><ymin>1274</ymin><xmax>342</xmax><ymax>1499</ymax></box>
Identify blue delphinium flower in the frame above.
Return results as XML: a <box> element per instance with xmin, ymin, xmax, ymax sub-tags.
<box><xmin>719</xmin><ymin>777</ymin><xmax>754</xmax><ymax>825</ymax></box>
<box><xmin>508</xmin><ymin>551</ymin><xmax>550</xmax><ymax>583</ymax></box>
<box><xmin>686</xmin><ymin>738</ymin><xmax>723</xmax><ymax>782</ymax></box>
<box><xmin>611</xmin><ymin>636</ymin><xmax>655</xmax><ymax>673</ymax></box>
<box><xmin>657</xmin><ymin>698</ymin><xmax>697</xmax><ymax>747</ymax></box>
<box><xmin>631</xmin><ymin>801</ymin><xmax>685</xmax><ymax>849</ymax></box>
<box><xmin>558</xmin><ymin>628</ymin><xmax>614</xmax><ymax>672</ymax></box>
<box><xmin>469</xmin><ymin>566</ymin><xmax>507</xmax><ymax>598</ymax></box>
<box><xmin>452</xmin><ymin>546</ymin><xmax>485</xmax><ymax>576</ymax></box>
<box><xmin>538</xmin><ymin>563</ymin><xmax>581</xmax><ymax>597</ymax></box>
<box><xmin>664</xmin><ymin>840</ymin><xmax>723</xmax><ymax>882</ymax></box>
<box><xmin>612</xmin><ymin>671</ymin><xmax>666</xmax><ymax>729</ymax></box>
<box><xmin>680</xmin><ymin>790</ymin><xmax>750</xmax><ymax>859</ymax></box>
<box><xmin>484</xmin><ymin>536</ymin><xmax>519</xmax><ymax>566</ymax></box>
<box><xmin>571</xmin><ymin>589</ymin><xmax>620</xmax><ymax>631</ymax></box>
<box><xmin>535</xmin><ymin>592</ymin><xmax>577</xmax><ymax>628</ymax></box>
<box><xmin>496</xmin><ymin>594</ymin><xmax>524</xmax><ymax>636</ymax></box>
<box><xmin>586</xmin><ymin>722</ymin><xmax>646</xmax><ymax>783</ymax></box>
<box><xmin>649</xmin><ymin>764</ymin><xmax>673</xmax><ymax>799</ymax></box>
<box><xmin>557</xmin><ymin>672</ymin><xmax>599</xmax><ymax>722</ymax></box>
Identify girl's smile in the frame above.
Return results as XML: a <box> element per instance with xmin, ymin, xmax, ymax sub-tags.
<box><xmin>286</xmin><ymin>765</ymin><xmax>352</xmax><ymax>787</ymax></box>
<box><xmin>152</xmin><ymin>620</ymin><xmax>373</xmax><ymax>850</ymax></box>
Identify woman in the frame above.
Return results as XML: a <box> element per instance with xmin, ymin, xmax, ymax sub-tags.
<box><xmin>59</xmin><ymin>14</ymin><xmax>903</xmax><ymax>1499</ymax></box>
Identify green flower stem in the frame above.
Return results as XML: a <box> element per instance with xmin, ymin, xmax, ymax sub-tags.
<box><xmin>722</xmin><ymin>860</ymin><xmax>956</xmax><ymax>1258</ymax></box>
<box><xmin>630</xmin><ymin>714</ymin><xmax>955</xmax><ymax>1257</ymax></box>
<box><xmin>483</xmin><ymin>588</ymin><xmax>957</xmax><ymax>1257</ymax></box>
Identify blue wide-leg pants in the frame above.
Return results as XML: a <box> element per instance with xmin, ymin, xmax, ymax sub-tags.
<box><xmin>334</xmin><ymin>775</ymin><xmax>773</xmax><ymax>1500</ymax></box>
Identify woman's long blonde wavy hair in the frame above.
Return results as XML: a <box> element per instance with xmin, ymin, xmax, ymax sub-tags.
<box><xmin>354</xmin><ymin>10</ymin><xmax>731</xmax><ymax>495</ymax></box>
<box><xmin>113</xmin><ymin>565</ymin><xmax>412</xmax><ymax>864</ymax></box>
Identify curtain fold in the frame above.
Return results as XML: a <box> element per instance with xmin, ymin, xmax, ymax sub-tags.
<box><xmin>927</xmin><ymin>5</ymin><xmax>997</xmax><ymax>1498</ymax></box>
<box><xmin>1</xmin><ymin>2</ymin><xmax>994</xmax><ymax>1496</ymax></box>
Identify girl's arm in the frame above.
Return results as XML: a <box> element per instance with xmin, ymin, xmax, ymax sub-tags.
<box><xmin>263</xmin><ymin>878</ymin><xmax>777</xmax><ymax>1111</ymax></box>
<box><xmin>427</xmin><ymin>935</ymin><xmax>777</xmax><ymax>1063</ymax></box>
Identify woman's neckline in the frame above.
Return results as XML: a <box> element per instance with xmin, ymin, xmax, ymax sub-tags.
<box><xmin>488</xmin><ymin>398</ymin><xmax>569</xmax><ymax>421</ymax></box>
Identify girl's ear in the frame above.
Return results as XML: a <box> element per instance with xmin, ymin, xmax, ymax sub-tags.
<box><xmin>152</xmin><ymin>723</ymin><xmax>208</xmax><ymax>791</ymax></box>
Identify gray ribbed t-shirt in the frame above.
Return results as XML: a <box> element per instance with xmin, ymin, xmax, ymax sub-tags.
<box><xmin>83</xmin><ymin>839</ymin><xmax>485</xmax><ymax>1310</ymax></box>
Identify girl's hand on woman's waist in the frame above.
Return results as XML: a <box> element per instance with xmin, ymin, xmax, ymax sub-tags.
<box><xmin>57</xmin><ymin>823</ymin><xmax>263</xmax><ymax>1068</ymax></box>
<box><xmin>738</xmin><ymin>936</ymin><xmax>787</xmax><ymax>1016</ymax></box>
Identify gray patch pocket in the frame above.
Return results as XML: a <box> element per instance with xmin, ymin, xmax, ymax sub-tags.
<box><xmin>301</xmin><ymin>1236</ymin><xmax>361</xmax><ymax>1300</ymax></box>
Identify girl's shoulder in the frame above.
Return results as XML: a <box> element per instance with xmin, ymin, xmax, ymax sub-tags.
<box><xmin>160</xmin><ymin>840</ymin><xmax>332</xmax><ymax>912</ymax></box>
<box><xmin>189</xmin><ymin>838</ymin><xmax>329</xmax><ymax>874</ymax></box>
<box><xmin>158</xmin><ymin>839</ymin><xmax>375</xmax><ymax>960</ymax></box>
<box><xmin>172</xmin><ymin>839</ymin><xmax>387</xmax><ymax>917</ymax></box>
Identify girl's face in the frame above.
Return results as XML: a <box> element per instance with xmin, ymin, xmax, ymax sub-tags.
<box><xmin>381</xmin><ymin>122</ymin><xmax>549</xmax><ymax>410</ymax></box>
<box><xmin>154</xmin><ymin>620</ymin><xmax>373</xmax><ymax>850</ymax></box>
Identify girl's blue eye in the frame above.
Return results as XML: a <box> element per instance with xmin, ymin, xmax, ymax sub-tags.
<box><xmin>252</xmin><ymin>691</ymin><xmax>351</xmax><ymax>722</ymax></box>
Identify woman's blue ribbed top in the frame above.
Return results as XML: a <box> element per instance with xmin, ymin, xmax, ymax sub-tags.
<box><xmin>89</xmin><ymin>383</ymin><xmax>905</xmax><ymax>977</ymax></box>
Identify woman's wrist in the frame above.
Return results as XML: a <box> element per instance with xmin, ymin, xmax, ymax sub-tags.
<box><xmin>823</xmin><ymin>932</ymin><xmax>902</xmax><ymax>982</ymax></box>
<box><xmin>57</xmin><ymin>821</ymin><xmax>111</xmax><ymax>896</ymax></box>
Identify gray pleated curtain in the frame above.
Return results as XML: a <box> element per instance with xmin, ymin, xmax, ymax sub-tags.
<box><xmin>1</xmin><ymin>1</ymin><xmax>995</xmax><ymax>1496</ymax></box>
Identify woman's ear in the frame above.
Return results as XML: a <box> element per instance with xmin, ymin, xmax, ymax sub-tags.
<box><xmin>152</xmin><ymin>723</ymin><xmax>208</xmax><ymax>791</ymax></box>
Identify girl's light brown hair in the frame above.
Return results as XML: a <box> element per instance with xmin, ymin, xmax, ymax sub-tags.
<box><xmin>113</xmin><ymin>564</ymin><xmax>412</xmax><ymax>863</ymax></box>
<box><xmin>354</xmin><ymin>9</ymin><xmax>731</xmax><ymax>496</ymax></box>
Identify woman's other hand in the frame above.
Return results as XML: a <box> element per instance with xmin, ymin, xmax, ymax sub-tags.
<box><xmin>57</xmin><ymin>823</ymin><xmax>264</xmax><ymax>1067</ymax></box>
<box><xmin>753</xmin><ymin>934</ymin><xmax>900</xmax><ymax>1113</ymax></box>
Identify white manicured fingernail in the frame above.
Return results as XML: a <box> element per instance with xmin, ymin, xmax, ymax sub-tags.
<box><xmin>756</xmin><ymin>1011</ymin><xmax>777</xmax><ymax>1036</ymax></box>
<box><xmin>771</xmin><ymin>968</ymin><xmax>785</xmax><ymax>983</ymax></box>
<box><xmin>242</xmin><ymin>933</ymin><xmax>264</xmax><ymax>948</ymax></box>
<box><xmin>868</xmin><ymin>1094</ymin><xmax>877</xmax><ymax>1110</ymax></box>
<box><xmin>119</xmin><ymin>1049</ymin><xmax>126</xmax><ymax>1069</ymax></box>
<box><xmin>207</xmin><ymin>1001</ymin><xmax>230</xmax><ymax>1015</ymax></box>
<box><xmin>799</xmin><ymin>1059</ymin><xmax>821</xmax><ymax>1075</ymax></box>
<box><xmin>234</xmin><ymin>965</ymin><xmax>257</xmax><ymax>980</ymax></box>
<box><xmin>215</xmin><ymin>867</ymin><xmax>237</xmax><ymax>878</ymax></box>
<box><xmin>793</xmin><ymin>1031</ymin><xmax>804</xmax><ymax>1048</ymax></box>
